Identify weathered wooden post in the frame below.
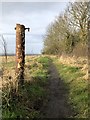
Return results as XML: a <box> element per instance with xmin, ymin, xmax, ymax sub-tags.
<box><xmin>88</xmin><ymin>19</ymin><xmax>90</xmax><ymax>118</ymax></box>
<box><xmin>15</xmin><ymin>24</ymin><xmax>30</xmax><ymax>86</ymax></box>
<box><xmin>88</xmin><ymin>20</ymin><xmax>90</xmax><ymax>76</ymax></box>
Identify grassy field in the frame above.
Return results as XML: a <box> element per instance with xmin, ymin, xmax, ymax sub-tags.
<box><xmin>0</xmin><ymin>55</ymin><xmax>88</xmax><ymax>118</ymax></box>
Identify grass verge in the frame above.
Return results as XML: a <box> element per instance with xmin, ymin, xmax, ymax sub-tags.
<box><xmin>2</xmin><ymin>56</ymin><xmax>50</xmax><ymax>119</ymax></box>
<box><xmin>54</xmin><ymin>59</ymin><xmax>88</xmax><ymax>118</ymax></box>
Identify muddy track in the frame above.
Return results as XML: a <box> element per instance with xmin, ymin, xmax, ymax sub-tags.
<box><xmin>41</xmin><ymin>62</ymin><xmax>74</xmax><ymax>118</ymax></box>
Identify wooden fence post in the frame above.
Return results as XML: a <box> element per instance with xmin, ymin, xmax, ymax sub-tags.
<box><xmin>15</xmin><ymin>24</ymin><xmax>30</xmax><ymax>86</ymax></box>
<box><xmin>88</xmin><ymin>19</ymin><xmax>90</xmax><ymax>118</ymax></box>
<box><xmin>15</xmin><ymin>24</ymin><xmax>25</xmax><ymax>86</ymax></box>
<box><xmin>88</xmin><ymin>20</ymin><xmax>90</xmax><ymax>76</ymax></box>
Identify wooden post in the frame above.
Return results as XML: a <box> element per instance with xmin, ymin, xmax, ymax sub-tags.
<box><xmin>15</xmin><ymin>24</ymin><xmax>25</xmax><ymax>85</ymax></box>
<box><xmin>88</xmin><ymin>20</ymin><xmax>90</xmax><ymax>77</ymax></box>
<box><xmin>88</xmin><ymin>20</ymin><xmax>90</xmax><ymax>118</ymax></box>
<box><xmin>15</xmin><ymin>24</ymin><xmax>30</xmax><ymax>86</ymax></box>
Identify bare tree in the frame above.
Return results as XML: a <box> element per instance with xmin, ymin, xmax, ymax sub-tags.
<box><xmin>0</xmin><ymin>35</ymin><xmax>7</xmax><ymax>63</ymax></box>
<box><xmin>43</xmin><ymin>2</ymin><xmax>89</xmax><ymax>56</ymax></box>
<box><xmin>67</xmin><ymin>2</ymin><xmax>89</xmax><ymax>44</ymax></box>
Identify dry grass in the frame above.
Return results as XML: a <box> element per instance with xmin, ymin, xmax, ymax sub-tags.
<box><xmin>0</xmin><ymin>56</ymin><xmax>15</xmax><ymax>89</ymax></box>
<box><xmin>0</xmin><ymin>55</ymin><xmax>43</xmax><ymax>89</ymax></box>
<box><xmin>58</xmin><ymin>55</ymin><xmax>88</xmax><ymax>80</ymax></box>
<box><xmin>2</xmin><ymin>55</ymin><xmax>50</xmax><ymax>118</ymax></box>
<box><xmin>0</xmin><ymin>55</ymin><xmax>88</xmax><ymax>90</ymax></box>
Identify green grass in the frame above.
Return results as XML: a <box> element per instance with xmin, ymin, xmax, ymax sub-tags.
<box><xmin>37</xmin><ymin>56</ymin><xmax>50</xmax><ymax>64</ymax></box>
<box><xmin>2</xmin><ymin>56</ymin><xmax>50</xmax><ymax>119</ymax></box>
<box><xmin>2</xmin><ymin>56</ymin><xmax>88</xmax><ymax>118</ymax></box>
<box><xmin>37</xmin><ymin>56</ymin><xmax>51</xmax><ymax>69</ymax></box>
<box><xmin>54</xmin><ymin>60</ymin><xmax>88</xmax><ymax>118</ymax></box>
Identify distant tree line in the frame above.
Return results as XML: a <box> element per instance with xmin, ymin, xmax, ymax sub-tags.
<box><xmin>43</xmin><ymin>2</ymin><xmax>89</xmax><ymax>57</ymax></box>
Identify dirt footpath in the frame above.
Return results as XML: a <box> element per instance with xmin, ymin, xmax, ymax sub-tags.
<box><xmin>41</xmin><ymin>62</ymin><xmax>74</xmax><ymax>118</ymax></box>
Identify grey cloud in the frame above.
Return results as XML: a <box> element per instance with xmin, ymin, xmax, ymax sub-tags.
<box><xmin>2</xmin><ymin>2</ymin><xmax>65</xmax><ymax>34</ymax></box>
<box><xmin>2</xmin><ymin>2</ymin><xmax>66</xmax><ymax>15</ymax></box>
<box><xmin>1</xmin><ymin>2</ymin><xmax>68</xmax><ymax>54</ymax></box>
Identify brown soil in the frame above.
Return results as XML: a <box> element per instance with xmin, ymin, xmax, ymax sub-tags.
<box><xmin>41</xmin><ymin>62</ymin><xmax>74</xmax><ymax>118</ymax></box>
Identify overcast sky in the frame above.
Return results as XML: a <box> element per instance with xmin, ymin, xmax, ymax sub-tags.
<box><xmin>0</xmin><ymin>2</ymin><xmax>69</xmax><ymax>54</ymax></box>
